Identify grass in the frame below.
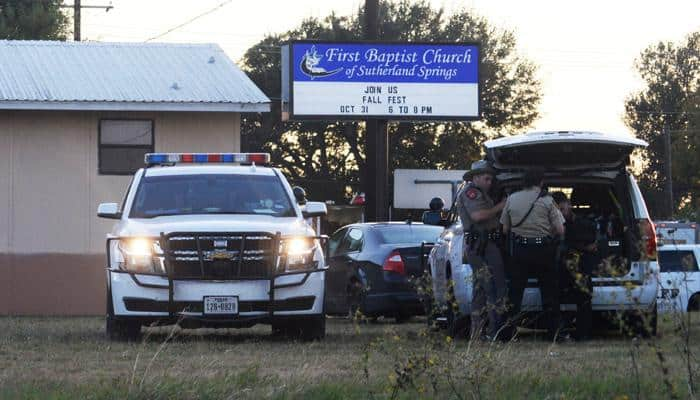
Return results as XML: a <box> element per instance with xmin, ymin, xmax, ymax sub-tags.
<box><xmin>0</xmin><ymin>315</ymin><xmax>698</xmax><ymax>399</ymax></box>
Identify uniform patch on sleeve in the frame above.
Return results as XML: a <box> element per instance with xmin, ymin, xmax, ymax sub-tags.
<box><xmin>466</xmin><ymin>188</ymin><xmax>479</xmax><ymax>200</ymax></box>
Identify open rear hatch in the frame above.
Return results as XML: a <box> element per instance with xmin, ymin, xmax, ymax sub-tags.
<box><xmin>485</xmin><ymin>131</ymin><xmax>654</xmax><ymax>281</ymax></box>
<box><xmin>485</xmin><ymin>131</ymin><xmax>647</xmax><ymax>171</ymax></box>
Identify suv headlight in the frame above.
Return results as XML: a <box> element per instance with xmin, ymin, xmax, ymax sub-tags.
<box><xmin>117</xmin><ymin>238</ymin><xmax>165</xmax><ymax>274</ymax></box>
<box><xmin>280</xmin><ymin>237</ymin><xmax>318</xmax><ymax>272</ymax></box>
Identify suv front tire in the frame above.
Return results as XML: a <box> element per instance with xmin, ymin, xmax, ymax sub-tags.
<box><xmin>106</xmin><ymin>287</ymin><xmax>142</xmax><ymax>341</ymax></box>
<box><xmin>272</xmin><ymin>315</ymin><xmax>326</xmax><ymax>341</ymax></box>
<box><xmin>106</xmin><ymin>316</ymin><xmax>142</xmax><ymax>341</ymax></box>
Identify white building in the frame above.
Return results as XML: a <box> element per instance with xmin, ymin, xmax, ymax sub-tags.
<box><xmin>0</xmin><ymin>40</ymin><xmax>270</xmax><ymax>315</ymax></box>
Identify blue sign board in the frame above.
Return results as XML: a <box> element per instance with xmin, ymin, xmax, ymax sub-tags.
<box><xmin>281</xmin><ymin>41</ymin><xmax>480</xmax><ymax>120</ymax></box>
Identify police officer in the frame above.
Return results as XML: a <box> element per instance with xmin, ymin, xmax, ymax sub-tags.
<box><xmin>552</xmin><ymin>191</ymin><xmax>596</xmax><ymax>341</ymax></box>
<box><xmin>422</xmin><ymin>197</ymin><xmax>445</xmax><ymax>225</ymax></box>
<box><xmin>500</xmin><ymin>167</ymin><xmax>565</xmax><ymax>340</ymax></box>
<box><xmin>456</xmin><ymin>160</ymin><xmax>507</xmax><ymax>340</ymax></box>
<box><xmin>292</xmin><ymin>186</ymin><xmax>307</xmax><ymax>205</ymax></box>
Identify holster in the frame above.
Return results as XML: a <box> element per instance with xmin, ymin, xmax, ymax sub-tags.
<box><xmin>472</xmin><ymin>228</ymin><xmax>489</xmax><ymax>257</ymax></box>
<box><xmin>507</xmin><ymin>232</ymin><xmax>516</xmax><ymax>257</ymax></box>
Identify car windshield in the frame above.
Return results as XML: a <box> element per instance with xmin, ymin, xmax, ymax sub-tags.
<box><xmin>130</xmin><ymin>174</ymin><xmax>295</xmax><ymax>218</ymax></box>
<box><xmin>375</xmin><ymin>225</ymin><xmax>443</xmax><ymax>244</ymax></box>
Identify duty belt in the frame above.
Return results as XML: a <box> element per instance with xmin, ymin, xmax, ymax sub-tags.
<box><xmin>512</xmin><ymin>235</ymin><xmax>555</xmax><ymax>245</ymax></box>
<box><xmin>466</xmin><ymin>231</ymin><xmax>502</xmax><ymax>242</ymax></box>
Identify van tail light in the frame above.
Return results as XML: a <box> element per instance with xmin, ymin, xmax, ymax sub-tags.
<box><xmin>639</xmin><ymin>218</ymin><xmax>657</xmax><ymax>261</ymax></box>
<box><xmin>383</xmin><ymin>250</ymin><xmax>405</xmax><ymax>275</ymax></box>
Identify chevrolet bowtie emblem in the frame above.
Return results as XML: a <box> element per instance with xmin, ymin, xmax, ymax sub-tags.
<box><xmin>211</xmin><ymin>251</ymin><xmax>232</xmax><ymax>261</ymax></box>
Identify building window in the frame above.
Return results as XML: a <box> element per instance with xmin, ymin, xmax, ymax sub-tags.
<box><xmin>99</xmin><ymin>119</ymin><xmax>154</xmax><ymax>175</ymax></box>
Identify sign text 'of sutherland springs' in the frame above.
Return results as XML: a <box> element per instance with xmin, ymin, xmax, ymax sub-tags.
<box><xmin>282</xmin><ymin>42</ymin><xmax>480</xmax><ymax>120</ymax></box>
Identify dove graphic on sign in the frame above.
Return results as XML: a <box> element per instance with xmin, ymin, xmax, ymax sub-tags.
<box><xmin>300</xmin><ymin>46</ymin><xmax>343</xmax><ymax>79</ymax></box>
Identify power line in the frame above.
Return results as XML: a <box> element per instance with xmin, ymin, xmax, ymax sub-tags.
<box><xmin>145</xmin><ymin>0</ymin><xmax>233</xmax><ymax>42</ymax></box>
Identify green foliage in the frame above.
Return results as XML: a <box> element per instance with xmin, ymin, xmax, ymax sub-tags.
<box><xmin>624</xmin><ymin>32</ymin><xmax>700</xmax><ymax>218</ymax></box>
<box><xmin>673</xmin><ymin>93</ymin><xmax>700</xmax><ymax>218</ymax></box>
<box><xmin>241</xmin><ymin>0</ymin><xmax>541</xmax><ymax>202</ymax></box>
<box><xmin>0</xmin><ymin>0</ymin><xmax>69</xmax><ymax>40</ymax></box>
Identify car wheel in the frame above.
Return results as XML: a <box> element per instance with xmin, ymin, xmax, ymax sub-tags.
<box><xmin>446</xmin><ymin>306</ymin><xmax>470</xmax><ymax>339</ymax></box>
<box><xmin>106</xmin><ymin>316</ymin><xmax>142</xmax><ymax>342</ymax></box>
<box><xmin>424</xmin><ymin>296</ymin><xmax>435</xmax><ymax>327</ymax></box>
<box><xmin>300</xmin><ymin>315</ymin><xmax>326</xmax><ymax>341</ymax></box>
<box><xmin>106</xmin><ymin>287</ymin><xmax>142</xmax><ymax>341</ymax></box>
<box><xmin>688</xmin><ymin>294</ymin><xmax>700</xmax><ymax>312</ymax></box>
<box><xmin>271</xmin><ymin>321</ymin><xmax>289</xmax><ymax>337</ymax></box>
<box><xmin>623</xmin><ymin>305</ymin><xmax>657</xmax><ymax>338</ymax></box>
<box><xmin>445</xmin><ymin>270</ymin><xmax>469</xmax><ymax>339</ymax></box>
<box><xmin>394</xmin><ymin>313</ymin><xmax>411</xmax><ymax>324</ymax></box>
<box><xmin>274</xmin><ymin>316</ymin><xmax>326</xmax><ymax>341</ymax></box>
<box><xmin>347</xmin><ymin>279</ymin><xmax>364</xmax><ymax>320</ymax></box>
<box><xmin>421</xmin><ymin>269</ymin><xmax>441</xmax><ymax>329</ymax></box>
<box><xmin>639</xmin><ymin>304</ymin><xmax>658</xmax><ymax>338</ymax></box>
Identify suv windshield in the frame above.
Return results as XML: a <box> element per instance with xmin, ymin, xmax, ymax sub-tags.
<box><xmin>130</xmin><ymin>174</ymin><xmax>295</xmax><ymax>218</ymax></box>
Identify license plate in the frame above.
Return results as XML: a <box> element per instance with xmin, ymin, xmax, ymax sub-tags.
<box><xmin>203</xmin><ymin>296</ymin><xmax>238</xmax><ymax>315</ymax></box>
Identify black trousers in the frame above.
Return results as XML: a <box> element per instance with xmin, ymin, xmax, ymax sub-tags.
<box><xmin>507</xmin><ymin>243</ymin><xmax>560</xmax><ymax>339</ymax></box>
<box><xmin>467</xmin><ymin>241</ymin><xmax>507</xmax><ymax>339</ymax></box>
<box><xmin>562</xmin><ymin>251</ymin><xmax>594</xmax><ymax>340</ymax></box>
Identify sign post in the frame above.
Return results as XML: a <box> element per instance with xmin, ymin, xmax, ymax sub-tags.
<box><xmin>364</xmin><ymin>0</ymin><xmax>386</xmax><ymax>223</ymax></box>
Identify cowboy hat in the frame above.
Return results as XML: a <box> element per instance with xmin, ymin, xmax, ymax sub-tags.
<box><xmin>463</xmin><ymin>160</ymin><xmax>497</xmax><ymax>180</ymax></box>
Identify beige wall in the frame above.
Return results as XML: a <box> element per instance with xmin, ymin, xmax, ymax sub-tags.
<box><xmin>0</xmin><ymin>109</ymin><xmax>241</xmax><ymax>315</ymax></box>
<box><xmin>1</xmin><ymin>110</ymin><xmax>240</xmax><ymax>254</ymax></box>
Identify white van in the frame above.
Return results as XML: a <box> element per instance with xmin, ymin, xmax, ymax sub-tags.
<box><xmin>429</xmin><ymin>131</ymin><xmax>659</xmax><ymax>337</ymax></box>
<box><xmin>655</xmin><ymin>221</ymin><xmax>699</xmax><ymax>245</ymax></box>
<box><xmin>657</xmin><ymin>244</ymin><xmax>700</xmax><ymax>313</ymax></box>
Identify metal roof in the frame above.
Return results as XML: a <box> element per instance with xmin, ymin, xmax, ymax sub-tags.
<box><xmin>0</xmin><ymin>40</ymin><xmax>270</xmax><ymax>112</ymax></box>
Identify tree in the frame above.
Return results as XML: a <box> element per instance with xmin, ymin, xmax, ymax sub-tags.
<box><xmin>241</xmin><ymin>1</ymin><xmax>541</xmax><ymax>202</ymax></box>
<box><xmin>673</xmin><ymin>91</ymin><xmax>700</xmax><ymax>220</ymax></box>
<box><xmin>0</xmin><ymin>0</ymin><xmax>68</xmax><ymax>40</ymax></box>
<box><xmin>624</xmin><ymin>32</ymin><xmax>700</xmax><ymax>218</ymax></box>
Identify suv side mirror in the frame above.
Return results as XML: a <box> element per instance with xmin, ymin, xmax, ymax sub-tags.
<box><xmin>302</xmin><ymin>201</ymin><xmax>327</xmax><ymax>218</ymax></box>
<box><xmin>97</xmin><ymin>202</ymin><xmax>122</xmax><ymax>219</ymax></box>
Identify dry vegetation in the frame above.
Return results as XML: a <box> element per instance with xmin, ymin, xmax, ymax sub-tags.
<box><xmin>0</xmin><ymin>315</ymin><xmax>698</xmax><ymax>399</ymax></box>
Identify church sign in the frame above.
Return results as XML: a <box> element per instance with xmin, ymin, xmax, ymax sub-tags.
<box><xmin>281</xmin><ymin>41</ymin><xmax>480</xmax><ymax>121</ymax></box>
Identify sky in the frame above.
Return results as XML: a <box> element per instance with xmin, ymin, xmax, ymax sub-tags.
<box><xmin>80</xmin><ymin>0</ymin><xmax>700</xmax><ymax>136</ymax></box>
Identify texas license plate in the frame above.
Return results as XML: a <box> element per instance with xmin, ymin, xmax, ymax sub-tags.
<box><xmin>203</xmin><ymin>296</ymin><xmax>238</xmax><ymax>315</ymax></box>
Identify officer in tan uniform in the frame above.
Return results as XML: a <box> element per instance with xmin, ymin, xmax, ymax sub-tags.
<box><xmin>456</xmin><ymin>160</ymin><xmax>507</xmax><ymax>340</ymax></box>
<box><xmin>500</xmin><ymin>167</ymin><xmax>565</xmax><ymax>340</ymax></box>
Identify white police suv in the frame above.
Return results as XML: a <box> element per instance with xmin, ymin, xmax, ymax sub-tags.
<box><xmin>97</xmin><ymin>153</ymin><xmax>328</xmax><ymax>341</ymax></box>
<box><xmin>428</xmin><ymin>131</ymin><xmax>659</xmax><ymax>337</ymax></box>
<box><xmin>657</xmin><ymin>244</ymin><xmax>700</xmax><ymax>313</ymax></box>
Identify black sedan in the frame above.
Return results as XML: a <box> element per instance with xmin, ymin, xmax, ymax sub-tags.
<box><xmin>324</xmin><ymin>222</ymin><xmax>443</xmax><ymax>322</ymax></box>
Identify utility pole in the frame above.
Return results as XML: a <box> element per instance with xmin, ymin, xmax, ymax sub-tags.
<box><xmin>61</xmin><ymin>2</ymin><xmax>114</xmax><ymax>41</ymax></box>
<box><xmin>364</xmin><ymin>0</ymin><xmax>389</xmax><ymax>222</ymax></box>
<box><xmin>73</xmin><ymin>0</ymin><xmax>81</xmax><ymax>41</ymax></box>
<box><xmin>663</xmin><ymin>121</ymin><xmax>674</xmax><ymax>219</ymax></box>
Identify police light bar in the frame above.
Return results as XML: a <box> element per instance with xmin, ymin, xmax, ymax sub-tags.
<box><xmin>145</xmin><ymin>153</ymin><xmax>271</xmax><ymax>166</ymax></box>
